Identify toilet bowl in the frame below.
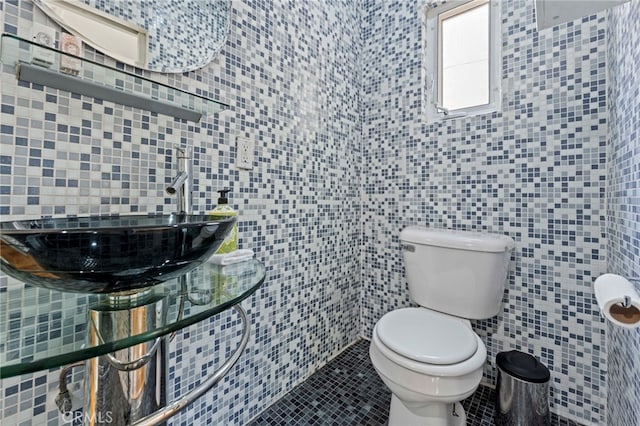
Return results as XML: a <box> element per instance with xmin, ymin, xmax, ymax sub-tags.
<box><xmin>370</xmin><ymin>308</ymin><xmax>486</xmax><ymax>425</ymax></box>
<box><xmin>370</xmin><ymin>227</ymin><xmax>514</xmax><ymax>425</ymax></box>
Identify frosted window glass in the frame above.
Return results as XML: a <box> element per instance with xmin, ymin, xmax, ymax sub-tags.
<box><xmin>441</xmin><ymin>3</ymin><xmax>489</xmax><ymax>110</ymax></box>
<box><xmin>442</xmin><ymin>61</ymin><xmax>489</xmax><ymax>110</ymax></box>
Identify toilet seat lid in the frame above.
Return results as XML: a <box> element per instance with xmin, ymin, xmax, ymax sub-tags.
<box><xmin>376</xmin><ymin>308</ymin><xmax>478</xmax><ymax>365</ymax></box>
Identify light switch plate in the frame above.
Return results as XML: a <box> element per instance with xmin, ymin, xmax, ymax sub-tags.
<box><xmin>236</xmin><ymin>137</ymin><xmax>254</xmax><ymax>170</ymax></box>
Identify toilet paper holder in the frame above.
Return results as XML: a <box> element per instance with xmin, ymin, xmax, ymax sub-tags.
<box><xmin>594</xmin><ymin>274</ymin><xmax>640</xmax><ymax>328</ymax></box>
<box><xmin>620</xmin><ymin>277</ymin><xmax>640</xmax><ymax>307</ymax></box>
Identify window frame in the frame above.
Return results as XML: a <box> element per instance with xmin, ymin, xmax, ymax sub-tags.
<box><xmin>422</xmin><ymin>0</ymin><xmax>502</xmax><ymax>122</ymax></box>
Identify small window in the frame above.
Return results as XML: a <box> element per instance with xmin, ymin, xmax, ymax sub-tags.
<box><xmin>423</xmin><ymin>0</ymin><xmax>501</xmax><ymax>122</ymax></box>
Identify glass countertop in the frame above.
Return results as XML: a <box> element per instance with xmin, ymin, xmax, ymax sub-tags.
<box><xmin>0</xmin><ymin>259</ymin><xmax>265</xmax><ymax>378</ymax></box>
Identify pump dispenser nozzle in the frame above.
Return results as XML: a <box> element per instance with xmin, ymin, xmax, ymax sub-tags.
<box><xmin>217</xmin><ymin>189</ymin><xmax>230</xmax><ymax>205</ymax></box>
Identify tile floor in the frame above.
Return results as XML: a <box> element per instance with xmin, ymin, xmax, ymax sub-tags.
<box><xmin>247</xmin><ymin>339</ymin><xmax>583</xmax><ymax>425</ymax></box>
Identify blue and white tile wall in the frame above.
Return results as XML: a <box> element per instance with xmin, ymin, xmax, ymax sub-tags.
<box><xmin>0</xmin><ymin>0</ymin><xmax>361</xmax><ymax>425</ymax></box>
<box><xmin>2</xmin><ymin>0</ymin><xmax>639</xmax><ymax>424</ymax></box>
<box><xmin>606</xmin><ymin>1</ymin><xmax>640</xmax><ymax>425</ymax></box>
<box><xmin>360</xmin><ymin>0</ymin><xmax>608</xmax><ymax>424</ymax></box>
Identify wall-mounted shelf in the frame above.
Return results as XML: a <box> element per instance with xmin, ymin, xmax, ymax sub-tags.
<box><xmin>0</xmin><ymin>33</ymin><xmax>229</xmax><ymax>122</ymax></box>
<box><xmin>0</xmin><ymin>259</ymin><xmax>265</xmax><ymax>378</ymax></box>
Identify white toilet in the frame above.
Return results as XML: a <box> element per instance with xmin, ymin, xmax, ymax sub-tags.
<box><xmin>370</xmin><ymin>226</ymin><xmax>514</xmax><ymax>426</ymax></box>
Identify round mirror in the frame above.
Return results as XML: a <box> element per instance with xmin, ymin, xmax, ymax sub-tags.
<box><xmin>32</xmin><ymin>0</ymin><xmax>231</xmax><ymax>73</ymax></box>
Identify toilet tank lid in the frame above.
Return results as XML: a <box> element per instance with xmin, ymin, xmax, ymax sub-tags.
<box><xmin>400</xmin><ymin>226</ymin><xmax>515</xmax><ymax>253</ymax></box>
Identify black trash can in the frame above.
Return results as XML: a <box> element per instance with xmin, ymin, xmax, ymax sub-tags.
<box><xmin>495</xmin><ymin>350</ymin><xmax>551</xmax><ymax>426</ymax></box>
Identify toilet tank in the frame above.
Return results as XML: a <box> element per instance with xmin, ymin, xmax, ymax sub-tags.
<box><xmin>400</xmin><ymin>226</ymin><xmax>514</xmax><ymax>319</ymax></box>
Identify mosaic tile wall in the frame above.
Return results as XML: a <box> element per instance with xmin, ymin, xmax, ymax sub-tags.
<box><xmin>360</xmin><ymin>0</ymin><xmax>608</xmax><ymax>424</ymax></box>
<box><xmin>605</xmin><ymin>1</ymin><xmax>640</xmax><ymax>425</ymax></box>
<box><xmin>2</xmin><ymin>0</ymin><xmax>636</xmax><ymax>425</ymax></box>
<box><xmin>0</xmin><ymin>1</ymin><xmax>362</xmax><ymax>425</ymax></box>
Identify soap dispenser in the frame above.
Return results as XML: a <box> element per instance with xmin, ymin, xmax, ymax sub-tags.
<box><xmin>210</xmin><ymin>189</ymin><xmax>238</xmax><ymax>254</ymax></box>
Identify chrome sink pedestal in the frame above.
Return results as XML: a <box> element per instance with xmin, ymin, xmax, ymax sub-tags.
<box><xmin>84</xmin><ymin>289</ymin><xmax>169</xmax><ymax>425</ymax></box>
<box><xmin>84</xmin><ymin>338</ymin><xmax>168</xmax><ymax>426</ymax></box>
<box><xmin>79</xmin><ymin>280</ymin><xmax>251</xmax><ymax>426</ymax></box>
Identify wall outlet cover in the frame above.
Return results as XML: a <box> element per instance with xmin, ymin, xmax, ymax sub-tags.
<box><xmin>236</xmin><ymin>137</ymin><xmax>254</xmax><ymax>170</ymax></box>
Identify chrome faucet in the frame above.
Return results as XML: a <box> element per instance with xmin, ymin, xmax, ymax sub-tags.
<box><xmin>166</xmin><ymin>147</ymin><xmax>192</xmax><ymax>214</ymax></box>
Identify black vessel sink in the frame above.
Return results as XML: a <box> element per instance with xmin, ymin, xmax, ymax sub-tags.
<box><xmin>0</xmin><ymin>214</ymin><xmax>235</xmax><ymax>294</ymax></box>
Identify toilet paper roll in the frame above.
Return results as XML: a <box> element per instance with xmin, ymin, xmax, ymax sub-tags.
<box><xmin>594</xmin><ymin>274</ymin><xmax>640</xmax><ymax>329</ymax></box>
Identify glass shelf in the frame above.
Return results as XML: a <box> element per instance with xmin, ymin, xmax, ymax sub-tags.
<box><xmin>0</xmin><ymin>33</ymin><xmax>229</xmax><ymax>121</ymax></box>
<box><xmin>0</xmin><ymin>259</ymin><xmax>265</xmax><ymax>378</ymax></box>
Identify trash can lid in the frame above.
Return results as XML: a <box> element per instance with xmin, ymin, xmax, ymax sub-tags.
<box><xmin>496</xmin><ymin>350</ymin><xmax>550</xmax><ymax>383</ymax></box>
